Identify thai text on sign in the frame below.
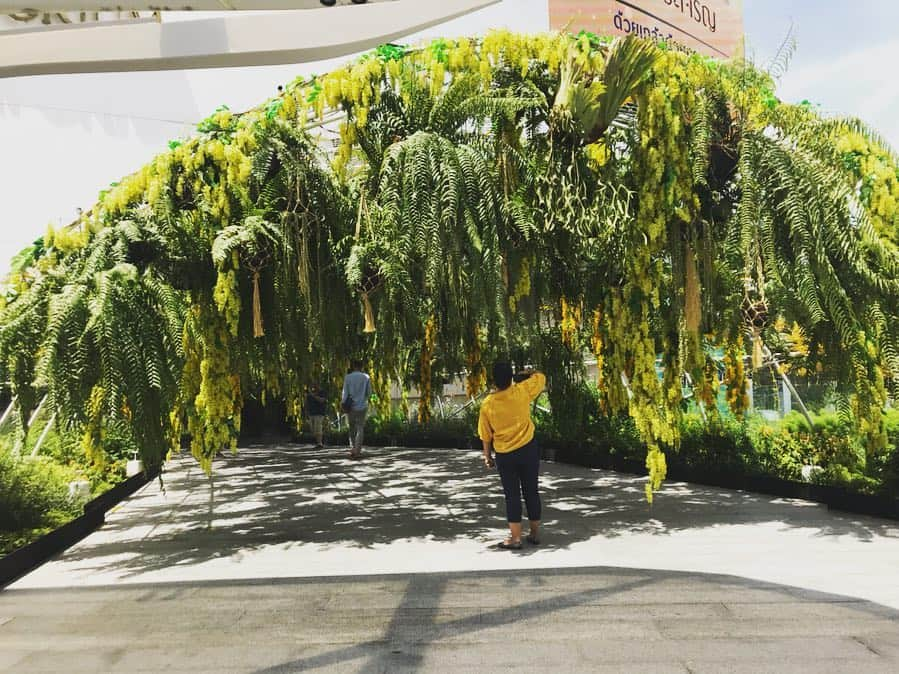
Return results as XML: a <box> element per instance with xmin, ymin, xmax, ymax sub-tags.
<box><xmin>549</xmin><ymin>0</ymin><xmax>744</xmax><ymax>59</ymax></box>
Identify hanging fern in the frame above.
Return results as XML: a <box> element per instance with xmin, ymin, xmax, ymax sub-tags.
<box><xmin>2</xmin><ymin>29</ymin><xmax>897</xmax><ymax>495</ymax></box>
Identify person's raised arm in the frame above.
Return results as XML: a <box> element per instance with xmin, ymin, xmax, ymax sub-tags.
<box><xmin>520</xmin><ymin>371</ymin><xmax>546</xmax><ymax>401</ymax></box>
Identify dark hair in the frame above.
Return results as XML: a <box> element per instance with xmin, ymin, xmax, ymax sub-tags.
<box><xmin>350</xmin><ymin>358</ymin><xmax>364</xmax><ymax>370</ymax></box>
<box><xmin>492</xmin><ymin>361</ymin><xmax>513</xmax><ymax>390</ymax></box>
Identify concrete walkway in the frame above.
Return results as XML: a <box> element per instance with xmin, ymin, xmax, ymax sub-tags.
<box><xmin>2</xmin><ymin>444</ymin><xmax>899</xmax><ymax>672</ymax></box>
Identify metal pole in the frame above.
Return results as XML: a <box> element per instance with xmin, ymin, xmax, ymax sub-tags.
<box><xmin>683</xmin><ymin>372</ymin><xmax>707</xmax><ymax>422</ymax></box>
<box><xmin>0</xmin><ymin>395</ymin><xmax>16</xmax><ymax>428</ymax></box>
<box><xmin>762</xmin><ymin>344</ymin><xmax>814</xmax><ymax>429</ymax></box>
<box><xmin>12</xmin><ymin>394</ymin><xmax>47</xmax><ymax>456</ymax></box>
<box><xmin>30</xmin><ymin>411</ymin><xmax>56</xmax><ymax>457</ymax></box>
<box><xmin>26</xmin><ymin>394</ymin><xmax>46</xmax><ymax>429</ymax></box>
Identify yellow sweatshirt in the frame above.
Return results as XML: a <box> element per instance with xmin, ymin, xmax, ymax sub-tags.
<box><xmin>477</xmin><ymin>372</ymin><xmax>546</xmax><ymax>453</ymax></box>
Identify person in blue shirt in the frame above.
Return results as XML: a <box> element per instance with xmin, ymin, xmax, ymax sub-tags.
<box><xmin>341</xmin><ymin>359</ymin><xmax>372</xmax><ymax>459</ymax></box>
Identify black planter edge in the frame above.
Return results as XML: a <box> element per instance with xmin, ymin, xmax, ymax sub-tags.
<box><xmin>1</xmin><ymin>468</ymin><xmax>159</xmax><ymax>590</ymax></box>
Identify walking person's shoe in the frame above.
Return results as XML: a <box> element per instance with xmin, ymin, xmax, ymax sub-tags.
<box><xmin>494</xmin><ymin>539</ymin><xmax>522</xmax><ymax>550</ymax></box>
<box><xmin>526</xmin><ymin>534</ymin><xmax>540</xmax><ymax>545</ymax></box>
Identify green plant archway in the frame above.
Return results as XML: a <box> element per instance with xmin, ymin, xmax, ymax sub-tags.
<box><xmin>2</xmin><ymin>31</ymin><xmax>898</xmax><ymax>500</ymax></box>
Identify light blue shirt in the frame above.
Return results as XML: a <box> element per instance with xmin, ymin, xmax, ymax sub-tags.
<box><xmin>341</xmin><ymin>371</ymin><xmax>371</xmax><ymax>412</ymax></box>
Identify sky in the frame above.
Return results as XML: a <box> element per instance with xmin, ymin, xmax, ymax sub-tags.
<box><xmin>2</xmin><ymin>0</ymin><xmax>898</xmax><ymax>269</ymax></box>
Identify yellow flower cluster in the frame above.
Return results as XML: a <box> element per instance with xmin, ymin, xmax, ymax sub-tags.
<box><xmin>585</xmin><ymin>141</ymin><xmax>610</xmax><ymax>168</ymax></box>
<box><xmin>560</xmin><ymin>296</ymin><xmax>582</xmax><ymax>351</ymax></box>
<box><xmin>333</xmin><ymin>120</ymin><xmax>356</xmax><ymax>177</ymax></box>
<box><xmin>480</xmin><ymin>30</ymin><xmax>574</xmax><ymax>79</ymax></box>
<box><xmin>508</xmin><ymin>256</ymin><xmax>531</xmax><ymax>314</ymax></box>
<box><xmin>787</xmin><ymin>321</ymin><xmax>809</xmax><ymax>356</ymax></box>
<box><xmin>167</xmin><ymin>407</ymin><xmax>182</xmax><ymax>459</ymax></box>
<box><xmin>318</xmin><ymin>56</ymin><xmax>385</xmax><ymax>125</ymax></box>
<box><xmin>45</xmin><ymin>223</ymin><xmax>90</xmax><ymax>253</ymax></box>
<box><xmin>180</xmin><ymin>305</ymin><xmax>243</xmax><ymax>474</ymax></box>
<box><xmin>465</xmin><ymin>324</ymin><xmax>487</xmax><ymax>399</ymax></box>
<box><xmin>605</xmin><ymin>50</ymin><xmax>706</xmax><ymax>499</ymax></box>
<box><xmin>260</xmin><ymin>362</ymin><xmax>281</xmax><ymax>407</ymax></box>
<box><xmin>697</xmin><ymin>356</ymin><xmax>719</xmax><ymax>412</ymax></box>
<box><xmin>80</xmin><ymin>384</ymin><xmax>107</xmax><ymax>470</ymax></box>
<box><xmin>316</xmin><ymin>30</ymin><xmax>581</xmax><ymax>171</ymax></box>
<box><xmin>285</xmin><ymin>389</ymin><xmax>303</xmax><ymax>431</ymax></box>
<box><xmin>371</xmin><ymin>368</ymin><xmax>393</xmax><ymax>419</ymax></box>
<box><xmin>644</xmin><ymin>445</ymin><xmax>667</xmax><ymax>504</ymax></box>
<box><xmin>102</xmin><ymin>167</ymin><xmax>151</xmax><ymax>216</ymax></box>
<box><xmin>98</xmin><ymin>107</ymin><xmax>257</xmax><ymax>231</ymax></box>
<box><xmin>852</xmin><ymin>378</ymin><xmax>888</xmax><ymax>453</ymax></box>
<box><xmin>418</xmin><ymin>315</ymin><xmax>436</xmax><ymax>423</ymax></box>
<box><xmin>835</xmin><ymin>130</ymin><xmax>899</xmax><ymax>246</ymax></box>
<box><xmin>591</xmin><ymin>307</ymin><xmax>608</xmax><ymax>413</ymax></box>
<box><xmin>723</xmin><ymin>335</ymin><xmax>749</xmax><ymax>418</ymax></box>
<box><xmin>213</xmin><ymin>250</ymin><xmax>241</xmax><ymax>338</ymax></box>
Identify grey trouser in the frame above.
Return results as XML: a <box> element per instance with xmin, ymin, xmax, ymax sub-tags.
<box><xmin>309</xmin><ymin>415</ymin><xmax>325</xmax><ymax>440</ymax></box>
<box><xmin>347</xmin><ymin>409</ymin><xmax>367</xmax><ymax>451</ymax></box>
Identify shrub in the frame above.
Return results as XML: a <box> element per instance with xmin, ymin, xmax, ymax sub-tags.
<box><xmin>884</xmin><ymin>408</ymin><xmax>899</xmax><ymax>449</ymax></box>
<box><xmin>781</xmin><ymin>410</ymin><xmax>853</xmax><ymax>436</ymax></box>
<box><xmin>870</xmin><ymin>408</ymin><xmax>899</xmax><ymax>494</ymax></box>
<box><xmin>0</xmin><ymin>449</ymin><xmax>83</xmax><ymax>541</ymax></box>
<box><xmin>778</xmin><ymin>410</ymin><xmax>865</xmax><ymax>473</ymax></box>
<box><xmin>672</xmin><ymin>414</ymin><xmax>757</xmax><ymax>474</ymax></box>
<box><xmin>745</xmin><ymin>424</ymin><xmax>810</xmax><ymax>481</ymax></box>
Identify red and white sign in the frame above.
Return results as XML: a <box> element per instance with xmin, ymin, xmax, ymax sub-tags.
<box><xmin>549</xmin><ymin>0</ymin><xmax>744</xmax><ymax>59</ymax></box>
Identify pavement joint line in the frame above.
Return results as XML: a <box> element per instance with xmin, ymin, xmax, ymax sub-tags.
<box><xmin>852</xmin><ymin>634</ymin><xmax>883</xmax><ymax>656</ymax></box>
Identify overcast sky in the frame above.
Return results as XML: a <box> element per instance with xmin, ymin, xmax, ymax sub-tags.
<box><xmin>2</xmin><ymin>0</ymin><xmax>898</xmax><ymax>269</ymax></box>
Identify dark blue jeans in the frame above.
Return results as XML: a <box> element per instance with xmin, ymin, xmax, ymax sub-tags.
<box><xmin>494</xmin><ymin>438</ymin><xmax>541</xmax><ymax>523</ymax></box>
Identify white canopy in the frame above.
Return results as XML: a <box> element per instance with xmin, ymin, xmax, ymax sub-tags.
<box><xmin>1</xmin><ymin>1</ymin><xmax>391</xmax><ymax>11</ymax></box>
<box><xmin>0</xmin><ymin>0</ymin><xmax>498</xmax><ymax>77</ymax></box>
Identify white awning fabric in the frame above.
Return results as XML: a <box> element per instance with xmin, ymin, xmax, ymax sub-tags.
<box><xmin>0</xmin><ymin>1</ymin><xmax>391</xmax><ymax>11</ymax></box>
<box><xmin>0</xmin><ymin>0</ymin><xmax>498</xmax><ymax>77</ymax></box>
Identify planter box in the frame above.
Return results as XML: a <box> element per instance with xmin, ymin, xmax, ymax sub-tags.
<box><xmin>1</xmin><ymin>508</ymin><xmax>103</xmax><ymax>589</ymax></box>
<box><xmin>2</xmin><ymin>467</ymin><xmax>158</xmax><ymax>589</ymax></box>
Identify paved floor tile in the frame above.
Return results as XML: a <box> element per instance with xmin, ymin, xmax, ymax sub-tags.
<box><xmin>2</xmin><ymin>444</ymin><xmax>898</xmax><ymax>672</ymax></box>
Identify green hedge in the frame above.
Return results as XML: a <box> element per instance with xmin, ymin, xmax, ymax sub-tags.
<box><xmin>0</xmin><ymin>419</ymin><xmax>128</xmax><ymax>556</ymax></box>
<box><xmin>316</xmin><ymin>401</ymin><xmax>899</xmax><ymax>499</ymax></box>
<box><xmin>0</xmin><ymin>449</ymin><xmax>84</xmax><ymax>555</ymax></box>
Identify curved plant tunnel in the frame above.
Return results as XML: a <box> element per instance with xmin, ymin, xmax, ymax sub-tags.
<box><xmin>1</xmin><ymin>31</ymin><xmax>897</xmax><ymax>501</ymax></box>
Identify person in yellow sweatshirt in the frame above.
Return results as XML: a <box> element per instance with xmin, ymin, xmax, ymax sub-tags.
<box><xmin>477</xmin><ymin>361</ymin><xmax>546</xmax><ymax>550</ymax></box>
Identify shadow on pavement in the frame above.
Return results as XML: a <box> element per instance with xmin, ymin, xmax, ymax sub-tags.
<box><xmin>6</xmin><ymin>565</ymin><xmax>897</xmax><ymax>672</ymax></box>
<box><xmin>52</xmin><ymin>444</ymin><xmax>899</xmax><ymax>581</ymax></box>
